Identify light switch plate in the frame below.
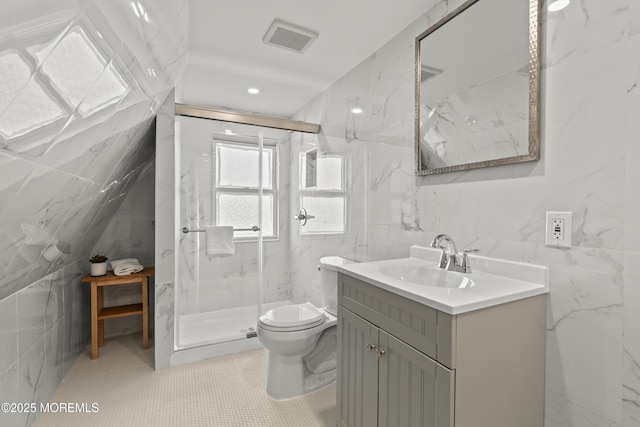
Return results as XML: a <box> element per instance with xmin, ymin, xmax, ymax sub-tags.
<box><xmin>546</xmin><ymin>211</ymin><xmax>572</xmax><ymax>248</ymax></box>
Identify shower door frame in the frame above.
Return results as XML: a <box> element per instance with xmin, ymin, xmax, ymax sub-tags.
<box><xmin>155</xmin><ymin>103</ymin><xmax>320</xmax><ymax>368</ymax></box>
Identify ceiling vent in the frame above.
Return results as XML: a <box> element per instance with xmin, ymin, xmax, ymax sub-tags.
<box><xmin>263</xmin><ymin>19</ymin><xmax>318</xmax><ymax>54</ymax></box>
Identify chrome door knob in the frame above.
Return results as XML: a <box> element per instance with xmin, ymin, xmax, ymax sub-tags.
<box><xmin>366</xmin><ymin>343</ymin><xmax>377</xmax><ymax>352</ymax></box>
<box><xmin>377</xmin><ymin>349</ymin><xmax>386</xmax><ymax>358</ymax></box>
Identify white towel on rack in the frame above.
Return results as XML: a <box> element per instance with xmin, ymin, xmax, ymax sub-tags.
<box><xmin>110</xmin><ymin>258</ymin><xmax>144</xmax><ymax>276</ymax></box>
<box><xmin>205</xmin><ymin>226</ymin><xmax>234</xmax><ymax>257</ymax></box>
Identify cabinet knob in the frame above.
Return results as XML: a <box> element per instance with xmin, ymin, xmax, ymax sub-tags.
<box><xmin>377</xmin><ymin>349</ymin><xmax>386</xmax><ymax>358</ymax></box>
<box><xmin>366</xmin><ymin>343</ymin><xmax>377</xmax><ymax>352</ymax></box>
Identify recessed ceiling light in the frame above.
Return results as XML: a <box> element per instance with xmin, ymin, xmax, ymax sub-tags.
<box><xmin>224</xmin><ymin>129</ymin><xmax>233</xmax><ymax>134</ymax></box>
<box><xmin>351</xmin><ymin>108</ymin><xmax>363</xmax><ymax>114</ymax></box>
<box><xmin>248</xmin><ymin>87</ymin><xmax>260</xmax><ymax>95</ymax></box>
<box><xmin>548</xmin><ymin>0</ymin><xmax>570</xmax><ymax>12</ymax></box>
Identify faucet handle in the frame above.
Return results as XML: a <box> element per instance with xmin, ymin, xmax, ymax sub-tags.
<box><xmin>436</xmin><ymin>250</ymin><xmax>449</xmax><ymax>269</ymax></box>
<box><xmin>460</xmin><ymin>249</ymin><xmax>479</xmax><ymax>273</ymax></box>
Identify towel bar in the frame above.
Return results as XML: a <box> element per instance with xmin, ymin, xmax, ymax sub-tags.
<box><xmin>181</xmin><ymin>226</ymin><xmax>260</xmax><ymax>233</ymax></box>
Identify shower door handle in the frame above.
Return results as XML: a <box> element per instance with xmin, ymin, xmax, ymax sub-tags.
<box><xmin>294</xmin><ymin>208</ymin><xmax>315</xmax><ymax>226</ymax></box>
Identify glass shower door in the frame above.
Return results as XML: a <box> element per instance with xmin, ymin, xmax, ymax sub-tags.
<box><xmin>175</xmin><ymin>116</ymin><xmax>265</xmax><ymax>349</ymax></box>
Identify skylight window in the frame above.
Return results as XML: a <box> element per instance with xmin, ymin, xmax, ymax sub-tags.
<box><xmin>0</xmin><ymin>51</ymin><xmax>31</xmax><ymax>115</ymax></box>
<box><xmin>0</xmin><ymin>51</ymin><xmax>65</xmax><ymax>139</ymax></box>
<box><xmin>39</xmin><ymin>28</ymin><xmax>127</xmax><ymax>116</ymax></box>
<box><xmin>0</xmin><ymin>80</ymin><xmax>65</xmax><ymax>139</ymax></box>
<box><xmin>0</xmin><ymin>24</ymin><xmax>129</xmax><ymax>142</ymax></box>
<box><xmin>78</xmin><ymin>63</ymin><xmax>128</xmax><ymax>116</ymax></box>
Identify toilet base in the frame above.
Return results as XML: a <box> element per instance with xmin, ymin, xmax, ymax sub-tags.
<box><xmin>258</xmin><ymin>308</ymin><xmax>338</xmax><ymax>400</ymax></box>
<box><xmin>265</xmin><ymin>352</ymin><xmax>336</xmax><ymax>400</ymax></box>
<box><xmin>266</xmin><ymin>353</ymin><xmax>303</xmax><ymax>400</ymax></box>
<box><xmin>303</xmin><ymin>368</ymin><xmax>336</xmax><ymax>395</ymax></box>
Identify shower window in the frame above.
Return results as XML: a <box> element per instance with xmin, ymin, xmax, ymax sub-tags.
<box><xmin>299</xmin><ymin>153</ymin><xmax>346</xmax><ymax>235</ymax></box>
<box><xmin>215</xmin><ymin>140</ymin><xmax>278</xmax><ymax>240</ymax></box>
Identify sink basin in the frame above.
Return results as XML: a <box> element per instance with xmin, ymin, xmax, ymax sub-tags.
<box><xmin>336</xmin><ymin>245</ymin><xmax>549</xmax><ymax>314</ymax></box>
<box><xmin>378</xmin><ymin>265</ymin><xmax>475</xmax><ymax>289</ymax></box>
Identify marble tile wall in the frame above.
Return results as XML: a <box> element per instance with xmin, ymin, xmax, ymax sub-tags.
<box><xmin>292</xmin><ymin>1</ymin><xmax>638</xmax><ymax>426</ymax></box>
<box><xmin>623</xmin><ymin>3</ymin><xmax>640</xmax><ymax>425</ymax></box>
<box><xmin>0</xmin><ymin>260</ymin><xmax>89</xmax><ymax>427</ymax></box>
<box><xmin>288</xmin><ymin>130</ymin><xmax>368</xmax><ymax>307</ymax></box>
<box><xmin>90</xmin><ymin>162</ymin><xmax>156</xmax><ymax>338</ymax></box>
<box><xmin>0</xmin><ymin>0</ymin><xmax>187</xmax><ymax>424</ymax></box>
<box><xmin>154</xmin><ymin>91</ymin><xmax>176</xmax><ymax>370</ymax></box>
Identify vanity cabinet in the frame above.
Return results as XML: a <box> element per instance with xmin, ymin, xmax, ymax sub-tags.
<box><xmin>339</xmin><ymin>307</ymin><xmax>454</xmax><ymax>426</ymax></box>
<box><xmin>337</xmin><ymin>273</ymin><xmax>546</xmax><ymax>427</ymax></box>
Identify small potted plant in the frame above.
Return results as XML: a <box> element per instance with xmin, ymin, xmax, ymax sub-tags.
<box><xmin>89</xmin><ymin>254</ymin><xmax>108</xmax><ymax>277</ymax></box>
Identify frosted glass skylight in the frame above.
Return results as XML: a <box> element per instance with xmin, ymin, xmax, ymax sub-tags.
<box><xmin>0</xmin><ymin>79</ymin><xmax>65</xmax><ymax>139</ymax></box>
<box><xmin>40</xmin><ymin>28</ymin><xmax>126</xmax><ymax>115</ymax></box>
<box><xmin>0</xmin><ymin>51</ymin><xmax>31</xmax><ymax>116</ymax></box>
<box><xmin>79</xmin><ymin>63</ymin><xmax>128</xmax><ymax>116</ymax></box>
<box><xmin>0</xmin><ymin>25</ymin><xmax>130</xmax><ymax>141</ymax></box>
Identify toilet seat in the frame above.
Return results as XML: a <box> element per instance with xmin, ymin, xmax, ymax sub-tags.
<box><xmin>259</xmin><ymin>302</ymin><xmax>326</xmax><ymax>332</ymax></box>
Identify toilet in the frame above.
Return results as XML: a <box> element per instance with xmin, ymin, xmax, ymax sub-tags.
<box><xmin>257</xmin><ymin>256</ymin><xmax>354</xmax><ymax>400</ymax></box>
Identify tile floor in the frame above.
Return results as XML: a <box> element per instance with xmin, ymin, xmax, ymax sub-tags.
<box><xmin>33</xmin><ymin>334</ymin><xmax>336</xmax><ymax>427</ymax></box>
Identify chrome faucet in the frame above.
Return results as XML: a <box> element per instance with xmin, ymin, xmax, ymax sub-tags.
<box><xmin>430</xmin><ymin>234</ymin><xmax>477</xmax><ymax>273</ymax></box>
<box><xmin>430</xmin><ymin>234</ymin><xmax>458</xmax><ymax>269</ymax></box>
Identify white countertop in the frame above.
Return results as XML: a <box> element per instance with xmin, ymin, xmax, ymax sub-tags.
<box><xmin>337</xmin><ymin>246</ymin><xmax>549</xmax><ymax>315</ymax></box>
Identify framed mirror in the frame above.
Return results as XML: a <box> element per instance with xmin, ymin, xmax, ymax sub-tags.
<box><xmin>415</xmin><ymin>0</ymin><xmax>540</xmax><ymax>175</ymax></box>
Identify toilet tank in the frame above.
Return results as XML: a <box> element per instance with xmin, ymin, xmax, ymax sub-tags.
<box><xmin>319</xmin><ymin>256</ymin><xmax>355</xmax><ymax>316</ymax></box>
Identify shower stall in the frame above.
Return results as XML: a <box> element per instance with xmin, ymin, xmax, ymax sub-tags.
<box><xmin>170</xmin><ymin>105</ymin><xmax>323</xmax><ymax>358</ymax></box>
<box><xmin>175</xmin><ymin>114</ymin><xmax>281</xmax><ymax>351</ymax></box>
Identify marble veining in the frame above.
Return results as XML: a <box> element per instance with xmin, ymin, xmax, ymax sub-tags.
<box><xmin>291</xmin><ymin>0</ymin><xmax>637</xmax><ymax>426</ymax></box>
<box><xmin>0</xmin><ymin>260</ymin><xmax>88</xmax><ymax>427</ymax></box>
<box><xmin>0</xmin><ymin>0</ymin><xmax>188</xmax><ymax>422</ymax></box>
<box><xmin>0</xmin><ymin>0</ymin><xmax>188</xmax><ymax>300</ymax></box>
<box><xmin>0</xmin><ymin>296</ymin><xmax>18</xmax><ymax>377</ymax></box>
<box><xmin>154</xmin><ymin>91</ymin><xmax>177</xmax><ymax>370</ymax></box>
<box><xmin>0</xmin><ymin>2</ymin><xmax>632</xmax><ymax>427</ymax></box>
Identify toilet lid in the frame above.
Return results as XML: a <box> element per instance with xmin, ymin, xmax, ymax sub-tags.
<box><xmin>259</xmin><ymin>302</ymin><xmax>325</xmax><ymax>330</ymax></box>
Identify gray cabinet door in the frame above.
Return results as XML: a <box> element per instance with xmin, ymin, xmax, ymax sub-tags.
<box><xmin>378</xmin><ymin>331</ymin><xmax>455</xmax><ymax>427</ymax></box>
<box><xmin>338</xmin><ymin>306</ymin><xmax>379</xmax><ymax>427</ymax></box>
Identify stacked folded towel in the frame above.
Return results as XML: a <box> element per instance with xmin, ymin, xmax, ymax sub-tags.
<box><xmin>110</xmin><ymin>258</ymin><xmax>144</xmax><ymax>276</ymax></box>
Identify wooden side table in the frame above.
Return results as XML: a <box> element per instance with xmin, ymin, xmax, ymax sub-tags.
<box><xmin>81</xmin><ymin>267</ymin><xmax>155</xmax><ymax>360</ymax></box>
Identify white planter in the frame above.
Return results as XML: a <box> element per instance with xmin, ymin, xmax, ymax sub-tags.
<box><xmin>90</xmin><ymin>262</ymin><xmax>108</xmax><ymax>277</ymax></box>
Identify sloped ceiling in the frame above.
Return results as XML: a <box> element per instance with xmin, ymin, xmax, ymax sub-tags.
<box><xmin>0</xmin><ymin>0</ymin><xmax>189</xmax><ymax>300</ymax></box>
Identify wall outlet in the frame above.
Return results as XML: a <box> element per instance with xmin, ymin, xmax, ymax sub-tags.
<box><xmin>546</xmin><ymin>211</ymin><xmax>572</xmax><ymax>248</ymax></box>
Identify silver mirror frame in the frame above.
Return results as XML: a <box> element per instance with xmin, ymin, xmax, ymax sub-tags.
<box><xmin>414</xmin><ymin>0</ymin><xmax>541</xmax><ymax>175</ymax></box>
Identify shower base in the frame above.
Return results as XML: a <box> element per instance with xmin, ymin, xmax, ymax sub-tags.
<box><xmin>177</xmin><ymin>300</ymin><xmax>291</xmax><ymax>350</ymax></box>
